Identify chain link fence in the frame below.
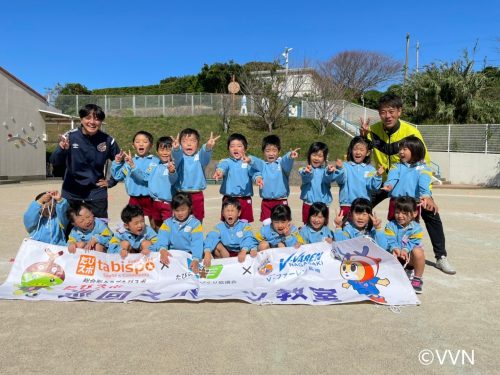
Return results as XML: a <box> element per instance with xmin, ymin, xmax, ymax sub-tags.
<box><xmin>56</xmin><ymin>95</ymin><xmax>499</xmax><ymax>154</ymax></box>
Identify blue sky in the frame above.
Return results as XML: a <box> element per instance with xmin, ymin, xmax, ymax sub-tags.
<box><xmin>2</xmin><ymin>0</ymin><xmax>498</xmax><ymax>94</ymax></box>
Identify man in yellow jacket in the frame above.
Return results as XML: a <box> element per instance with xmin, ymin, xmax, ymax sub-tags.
<box><xmin>360</xmin><ymin>93</ymin><xmax>456</xmax><ymax>275</ymax></box>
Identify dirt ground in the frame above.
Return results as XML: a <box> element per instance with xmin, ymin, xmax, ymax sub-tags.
<box><xmin>0</xmin><ymin>181</ymin><xmax>498</xmax><ymax>375</ymax></box>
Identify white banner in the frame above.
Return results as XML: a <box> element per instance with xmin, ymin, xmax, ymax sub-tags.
<box><xmin>0</xmin><ymin>238</ymin><xmax>419</xmax><ymax>305</ymax></box>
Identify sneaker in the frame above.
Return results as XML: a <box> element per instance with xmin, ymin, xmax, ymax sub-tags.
<box><xmin>436</xmin><ymin>256</ymin><xmax>456</xmax><ymax>275</ymax></box>
<box><xmin>411</xmin><ymin>277</ymin><xmax>423</xmax><ymax>294</ymax></box>
<box><xmin>405</xmin><ymin>268</ymin><xmax>414</xmax><ymax>280</ymax></box>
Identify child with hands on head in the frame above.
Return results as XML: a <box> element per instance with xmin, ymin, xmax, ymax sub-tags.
<box><xmin>212</xmin><ymin>133</ymin><xmax>261</xmax><ymax>223</ymax></box>
<box><xmin>251</xmin><ymin>135</ymin><xmax>300</xmax><ymax>223</ymax></box>
<box><xmin>155</xmin><ymin>193</ymin><xmax>205</xmax><ymax>274</ymax></box>
<box><xmin>255</xmin><ymin>204</ymin><xmax>304</xmax><ymax>251</ymax></box>
<box><xmin>171</xmin><ymin>129</ymin><xmax>220</xmax><ymax>222</ymax></box>
<box><xmin>203</xmin><ymin>197</ymin><xmax>257</xmax><ymax>266</ymax></box>
<box><xmin>66</xmin><ymin>202</ymin><xmax>113</xmax><ymax>253</ymax></box>
<box><xmin>111</xmin><ymin>131</ymin><xmax>159</xmax><ymax>229</ymax></box>
<box><xmin>384</xmin><ymin>196</ymin><xmax>426</xmax><ymax>293</ymax></box>
<box><xmin>299</xmin><ymin>142</ymin><xmax>343</xmax><ymax>224</ymax></box>
<box><xmin>381</xmin><ymin>135</ymin><xmax>437</xmax><ymax>220</ymax></box>
<box><xmin>131</xmin><ymin>136</ymin><xmax>177</xmax><ymax>229</ymax></box>
<box><xmin>108</xmin><ymin>204</ymin><xmax>158</xmax><ymax>259</ymax></box>
<box><xmin>334</xmin><ymin>198</ymin><xmax>387</xmax><ymax>249</ymax></box>
<box><xmin>299</xmin><ymin>202</ymin><xmax>335</xmax><ymax>244</ymax></box>
<box><xmin>336</xmin><ymin>136</ymin><xmax>384</xmax><ymax>216</ymax></box>
<box><xmin>23</xmin><ymin>190</ymin><xmax>69</xmax><ymax>246</ymax></box>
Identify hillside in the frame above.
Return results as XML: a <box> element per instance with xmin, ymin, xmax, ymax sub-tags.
<box><xmin>102</xmin><ymin>115</ymin><xmax>353</xmax><ymax>161</ymax></box>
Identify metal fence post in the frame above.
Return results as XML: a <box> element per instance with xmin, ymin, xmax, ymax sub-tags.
<box><xmin>191</xmin><ymin>95</ymin><xmax>194</xmax><ymax>115</ymax></box>
<box><xmin>104</xmin><ymin>95</ymin><xmax>107</xmax><ymax>112</ymax></box>
<box><xmin>133</xmin><ymin>95</ymin><xmax>136</xmax><ymax>116</ymax></box>
<box><xmin>485</xmin><ymin>124</ymin><xmax>489</xmax><ymax>154</ymax></box>
<box><xmin>447</xmin><ymin>124</ymin><xmax>451</xmax><ymax>152</ymax></box>
<box><xmin>162</xmin><ymin>95</ymin><xmax>165</xmax><ymax>116</ymax></box>
<box><xmin>76</xmin><ymin>95</ymin><xmax>79</xmax><ymax>114</ymax></box>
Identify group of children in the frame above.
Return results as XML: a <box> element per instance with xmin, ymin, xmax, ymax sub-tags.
<box><xmin>25</xmin><ymin>128</ymin><xmax>437</xmax><ymax>294</ymax></box>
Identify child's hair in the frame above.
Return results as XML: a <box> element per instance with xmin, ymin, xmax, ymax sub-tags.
<box><xmin>35</xmin><ymin>192</ymin><xmax>47</xmax><ymax>201</ymax></box>
<box><xmin>399</xmin><ymin>135</ymin><xmax>426</xmax><ymax>163</ymax></box>
<box><xmin>67</xmin><ymin>202</ymin><xmax>93</xmax><ymax>223</ymax></box>
<box><xmin>378</xmin><ymin>93</ymin><xmax>403</xmax><ymax>109</ymax></box>
<box><xmin>79</xmin><ymin>104</ymin><xmax>105</xmax><ymax>121</ymax></box>
<box><xmin>157</xmin><ymin>136</ymin><xmax>173</xmax><ymax>150</ymax></box>
<box><xmin>347</xmin><ymin>136</ymin><xmax>372</xmax><ymax>164</ymax></box>
<box><xmin>172</xmin><ymin>192</ymin><xmax>192</xmax><ymax>210</ymax></box>
<box><xmin>346</xmin><ymin>198</ymin><xmax>374</xmax><ymax>231</ymax></box>
<box><xmin>394</xmin><ymin>196</ymin><xmax>418</xmax><ymax>214</ymax></box>
<box><xmin>222</xmin><ymin>197</ymin><xmax>241</xmax><ymax>212</ymax></box>
<box><xmin>307</xmin><ymin>142</ymin><xmax>329</xmax><ymax>165</ymax></box>
<box><xmin>179</xmin><ymin>128</ymin><xmax>200</xmax><ymax>142</ymax></box>
<box><xmin>121</xmin><ymin>204</ymin><xmax>144</xmax><ymax>224</ymax></box>
<box><xmin>307</xmin><ymin>202</ymin><xmax>329</xmax><ymax>226</ymax></box>
<box><xmin>133</xmin><ymin>130</ymin><xmax>153</xmax><ymax>144</ymax></box>
<box><xmin>227</xmin><ymin>133</ymin><xmax>248</xmax><ymax>150</ymax></box>
<box><xmin>271</xmin><ymin>204</ymin><xmax>292</xmax><ymax>222</ymax></box>
<box><xmin>262</xmin><ymin>135</ymin><xmax>281</xmax><ymax>151</ymax></box>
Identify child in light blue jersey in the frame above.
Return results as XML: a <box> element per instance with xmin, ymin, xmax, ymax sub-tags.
<box><xmin>255</xmin><ymin>204</ymin><xmax>304</xmax><ymax>250</ymax></box>
<box><xmin>131</xmin><ymin>136</ymin><xmax>177</xmax><ymax>230</ymax></box>
<box><xmin>156</xmin><ymin>193</ymin><xmax>205</xmax><ymax>274</ymax></box>
<box><xmin>337</xmin><ymin>136</ymin><xmax>384</xmax><ymax>216</ymax></box>
<box><xmin>299</xmin><ymin>202</ymin><xmax>335</xmax><ymax>244</ymax></box>
<box><xmin>334</xmin><ymin>198</ymin><xmax>387</xmax><ymax>249</ymax></box>
<box><xmin>23</xmin><ymin>191</ymin><xmax>69</xmax><ymax>246</ymax></box>
<box><xmin>111</xmin><ymin>131</ymin><xmax>159</xmax><ymax>227</ymax></box>
<box><xmin>251</xmin><ymin>135</ymin><xmax>300</xmax><ymax>223</ymax></box>
<box><xmin>384</xmin><ymin>196</ymin><xmax>425</xmax><ymax>293</ymax></box>
<box><xmin>172</xmin><ymin>128</ymin><xmax>220</xmax><ymax>222</ymax></box>
<box><xmin>204</xmin><ymin>198</ymin><xmax>257</xmax><ymax>265</ymax></box>
<box><xmin>299</xmin><ymin>142</ymin><xmax>343</xmax><ymax>224</ymax></box>
<box><xmin>382</xmin><ymin>136</ymin><xmax>435</xmax><ymax>220</ymax></box>
<box><xmin>66</xmin><ymin>203</ymin><xmax>113</xmax><ymax>253</ymax></box>
<box><xmin>108</xmin><ymin>205</ymin><xmax>158</xmax><ymax>259</ymax></box>
<box><xmin>212</xmin><ymin>133</ymin><xmax>261</xmax><ymax>223</ymax></box>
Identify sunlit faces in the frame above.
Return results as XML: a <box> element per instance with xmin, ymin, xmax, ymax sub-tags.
<box><xmin>133</xmin><ymin>134</ymin><xmax>152</xmax><ymax>157</ymax></box>
<box><xmin>228</xmin><ymin>140</ymin><xmax>246</xmax><ymax>160</ymax></box>
<box><xmin>351</xmin><ymin>211</ymin><xmax>370</xmax><ymax>230</ymax></box>
<box><xmin>352</xmin><ymin>143</ymin><xmax>370</xmax><ymax>164</ymax></box>
<box><xmin>272</xmin><ymin>220</ymin><xmax>290</xmax><ymax>235</ymax></box>
<box><xmin>394</xmin><ymin>209</ymin><xmax>417</xmax><ymax>228</ymax></box>
<box><xmin>399</xmin><ymin>146</ymin><xmax>412</xmax><ymax>163</ymax></box>
<box><xmin>378</xmin><ymin>106</ymin><xmax>402</xmax><ymax>130</ymax></box>
<box><xmin>181</xmin><ymin>134</ymin><xmax>199</xmax><ymax>156</ymax></box>
<box><xmin>310</xmin><ymin>150</ymin><xmax>325</xmax><ymax>168</ymax></box>
<box><xmin>309</xmin><ymin>213</ymin><xmax>326</xmax><ymax>231</ymax></box>
<box><xmin>71</xmin><ymin>207</ymin><xmax>95</xmax><ymax>231</ymax></box>
<box><xmin>173</xmin><ymin>204</ymin><xmax>190</xmax><ymax>222</ymax></box>
<box><xmin>263</xmin><ymin>145</ymin><xmax>280</xmax><ymax>163</ymax></box>
<box><xmin>81</xmin><ymin>112</ymin><xmax>102</xmax><ymax>136</ymax></box>
<box><xmin>157</xmin><ymin>144</ymin><xmax>172</xmax><ymax>163</ymax></box>
<box><xmin>124</xmin><ymin>215</ymin><xmax>146</xmax><ymax>236</ymax></box>
<box><xmin>222</xmin><ymin>204</ymin><xmax>240</xmax><ymax>226</ymax></box>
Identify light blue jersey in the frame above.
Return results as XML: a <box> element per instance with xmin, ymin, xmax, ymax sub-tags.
<box><xmin>216</xmin><ymin>156</ymin><xmax>260</xmax><ymax>197</ymax></box>
<box><xmin>337</xmin><ymin>162</ymin><xmax>382</xmax><ymax>206</ymax></box>
<box><xmin>68</xmin><ymin>218</ymin><xmax>113</xmax><ymax>248</ymax></box>
<box><xmin>384</xmin><ymin>161</ymin><xmax>432</xmax><ymax>199</ymax></box>
<box><xmin>131</xmin><ymin>161</ymin><xmax>177</xmax><ymax>201</ymax></box>
<box><xmin>255</xmin><ymin>224</ymin><xmax>304</xmax><ymax>248</ymax></box>
<box><xmin>108</xmin><ymin>226</ymin><xmax>158</xmax><ymax>253</ymax></box>
<box><xmin>155</xmin><ymin>215</ymin><xmax>204</xmax><ymax>260</ymax></box>
<box><xmin>204</xmin><ymin>220</ymin><xmax>256</xmax><ymax>253</ymax></box>
<box><xmin>111</xmin><ymin>155</ymin><xmax>160</xmax><ymax>197</ymax></box>
<box><xmin>334</xmin><ymin>222</ymin><xmax>387</xmax><ymax>249</ymax></box>
<box><xmin>299</xmin><ymin>225</ymin><xmax>335</xmax><ymax>244</ymax></box>
<box><xmin>384</xmin><ymin>220</ymin><xmax>423</xmax><ymax>253</ymax></box>
<box><xmin>252</xmin><ymin>152</ymin><xmax>294</xmax><ymax>199</ymax></box>
<box><xmin>23</xmin><ymin>199</ymin><xmax>69</xmax><ymax>246</ymax></box>
<box><xmin>172</xmin><ymin>145</ymin><xmax>212</xmax><ymax>192</ymax></box>
<box><xmin>299</xmin><ymin>166</ymin><xmax>343</xmax><ymax>205</ymax></box>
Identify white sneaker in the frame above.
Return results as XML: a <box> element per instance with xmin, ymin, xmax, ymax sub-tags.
<box><xmin>436</xmin><ymin>256</ymin><xmax>456</xmax><ymax>275</ymax></box>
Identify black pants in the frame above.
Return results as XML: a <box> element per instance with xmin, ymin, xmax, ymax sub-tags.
<box><xmin>371</xmin><ymin>190</ymin><xmax>447</xmax><ymax>259</ymax></box>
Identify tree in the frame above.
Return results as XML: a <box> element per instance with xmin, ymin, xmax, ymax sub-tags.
<box><xmin>324</xmin><ymin>50</ymin><xmax>402</xmax><ymax>100</ymax></box>
<box><xmin>197</xmin><ymin>61</ymin><xmax>243</xmax><ymax>93</ymax></box>
<box><xmin>306</xmin><ymin>61</ymin><xmax>348</xmax><ymax>135</ymax></box>
<box><xmin>404</xmin><ymin>49</ymin><xmax>498</xmax><ymax>124</ymax></box>
<box><xmin>59</xmin><ymin>83</ymin><xmax>92</xmax><ymax>95</ymax></box>
<box><xmin>240</xmin><ymin>62</ymin><xmax>307</xmax><ymax>132</ymax></box>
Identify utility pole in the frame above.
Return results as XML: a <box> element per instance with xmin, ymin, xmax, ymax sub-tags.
<box><xmin>404</xmin><ymin>33</ymin><xmax>410</xmax><ymax>85</ymax></box>
<box><xmin>415</xmin><ymin>41</ymin><xmax>419</xmax><ymax>108</ymax></box>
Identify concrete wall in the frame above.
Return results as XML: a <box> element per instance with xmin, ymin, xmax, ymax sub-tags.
<box><xmin>0</xmin><ymin>72</ymin><xmax>53</xmax><ymax>179</ymax></box>
<box><xmin>430</xmin><ymin>152</ymin><xmax>500</xmax><ymax>187</ymax></box>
